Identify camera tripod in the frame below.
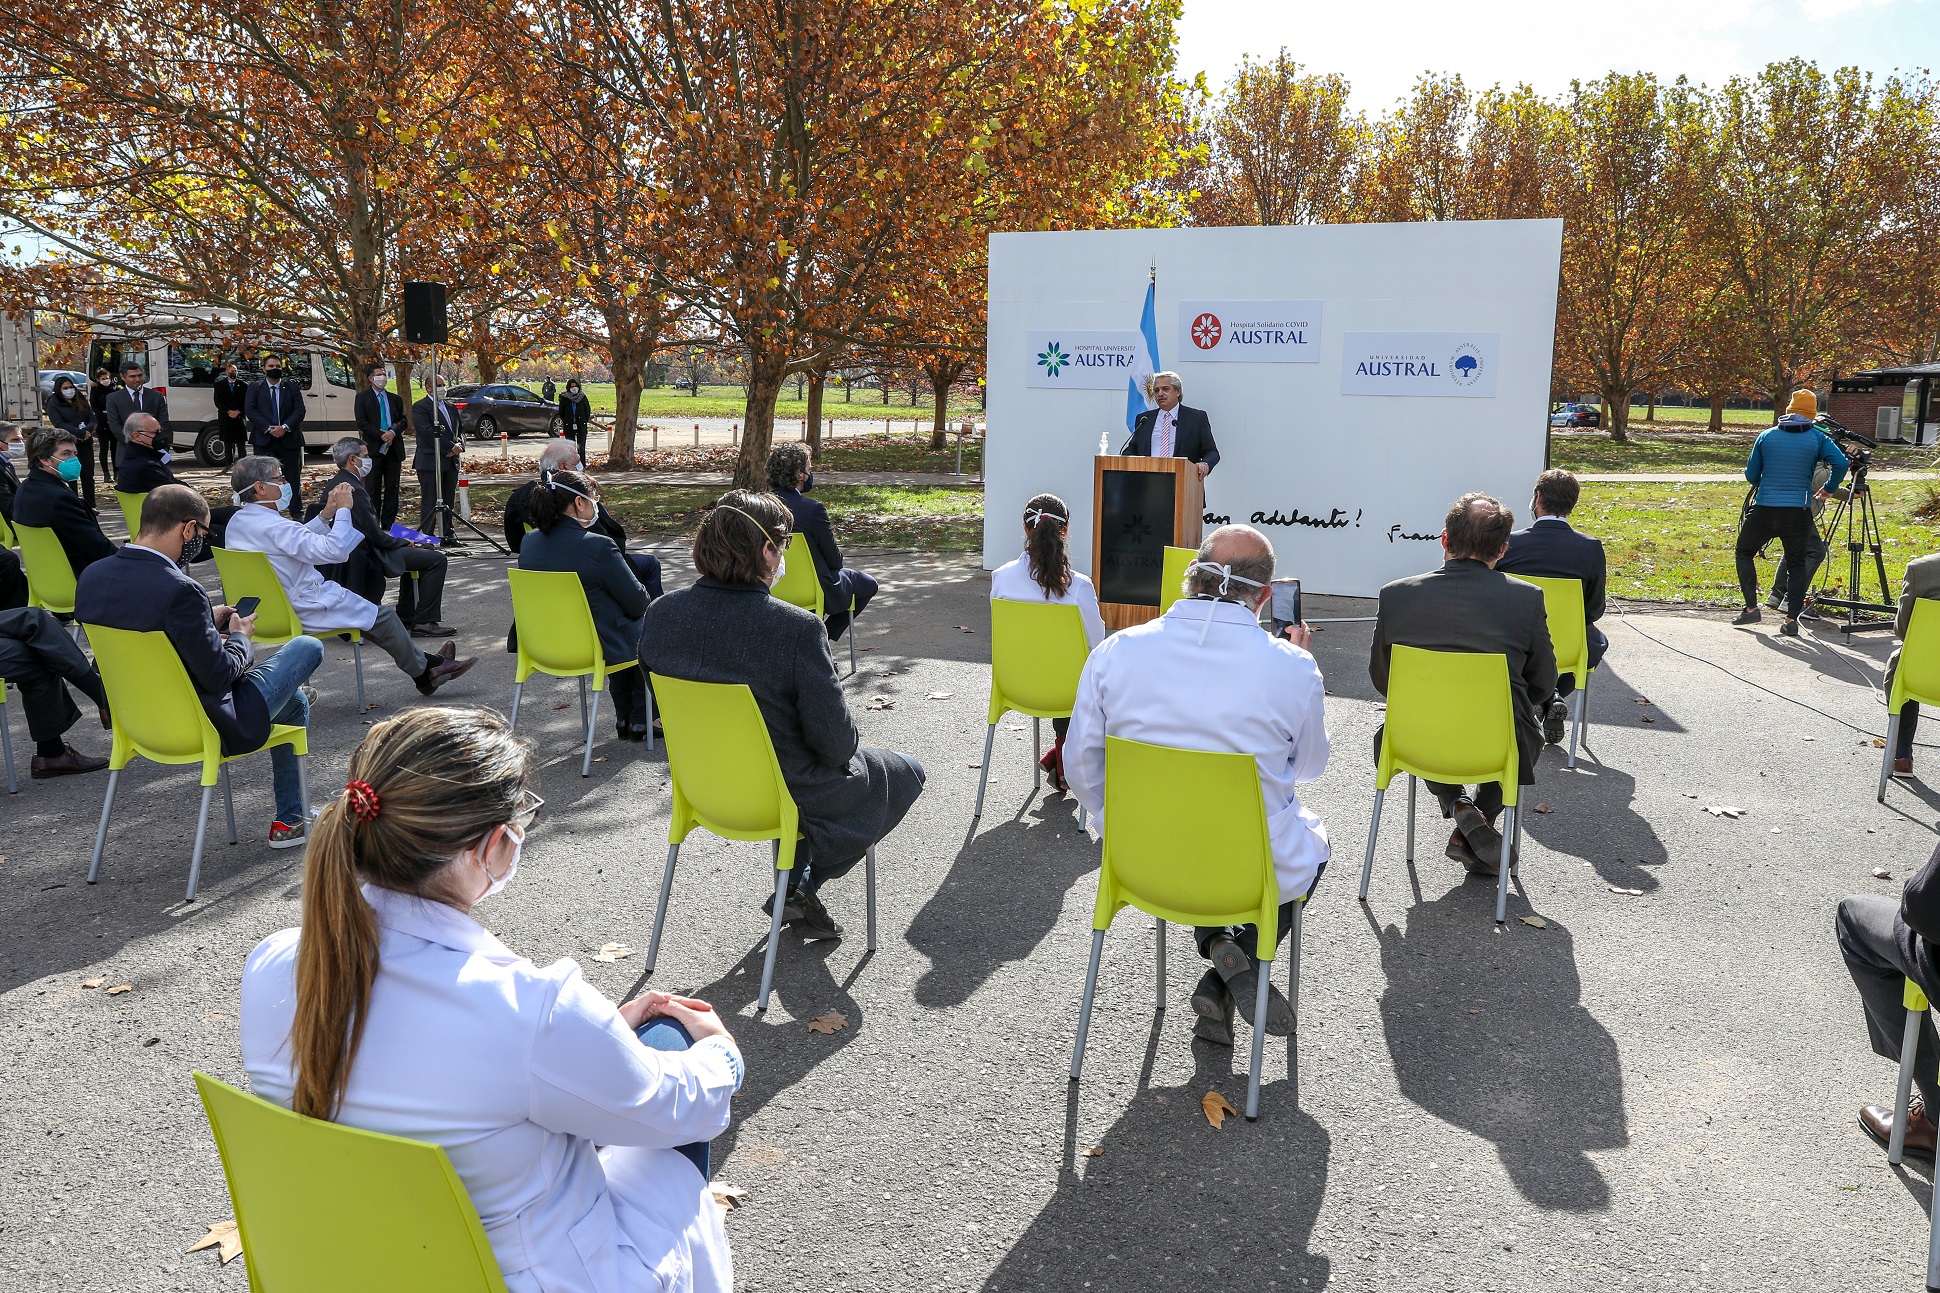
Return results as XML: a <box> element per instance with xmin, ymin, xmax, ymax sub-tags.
<box><xmin>1807</xmin><ymin>451</ymin><xmax>1895</xmax><ymax>634</ymax></box>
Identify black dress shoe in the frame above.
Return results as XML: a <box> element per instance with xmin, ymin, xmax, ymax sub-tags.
<box><xmin>31</xmin><ymin>746</ymin><xmax>109</xmax><ymax>778</ymax></box>
<box><xmin>1190</xmin><ymin>968</ymin><xmax>1234</xmax><ymax>1047</ymax></box>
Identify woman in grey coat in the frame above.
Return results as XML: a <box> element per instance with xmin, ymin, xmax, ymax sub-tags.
<box><xmin>640</xmin><ymin>489</ymin><xmax>924</xmax><ymax>941</ymax></box>
<box><xmin>516</xmin><ymin>468</ymin><xmax>654</xmax><ymax>740</ymax></box>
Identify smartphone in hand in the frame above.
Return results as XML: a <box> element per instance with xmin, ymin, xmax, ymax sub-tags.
<box><xmin>231</xmin><ymin>596</ymin><xmax>262</xmax><ymax>620</ymax></box>
<box><xmin>1268</xmin><ymin>578</ymin><xmax>1302</xmax><ymax>636</ymax></box>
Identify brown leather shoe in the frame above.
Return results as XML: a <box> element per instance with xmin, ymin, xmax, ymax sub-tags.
<box><xmin>1860</xmin><ymin>1098</ymin><xmax>1938</xmax><ymax>1157</ymax></box>
<box><xmin>1446</xmin><ymin>829</ymin><xmax>1498</xmax><ymax>876</ymax></box>
<box><xmin>1894</xmin><ymin>757</ymin><xmax>1915</xmax><ymax>779</ymax></box>
<box><xmin>31</xmin><ymin>745</ymin><xmax>110</xmax><ymax>778</ymax></box>
<box><xmin>415</xmin><ymin>654</ymin><xmax>478</xmax><ymax>695</ymax></box>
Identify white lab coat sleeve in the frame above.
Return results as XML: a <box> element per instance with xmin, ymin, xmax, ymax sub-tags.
<box><xmin>1074</xmin><ymin>576</ymin><xmax>1107</xmax><ymax>650</ymax></box>
<box><xmin>527</xmin><ymin>968</ymin><xmax>742</xmax><ymax>1149</ymax></box>
<box><xmin>1066</xmin><ymin>648</ymin><xmax>1109</xmax><ymax>826</ymax></box>
<box><xmin>271</xmin><ymin>507</ymin><xmax>362</xmax><ymax>565</ymax></box>
<box><xmin>1287</xmin><ymin>654</ymin><xmax>1330</xmax><ymax>786</ymax></box>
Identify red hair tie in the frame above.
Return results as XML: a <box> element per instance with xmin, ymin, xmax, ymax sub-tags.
<box><xmin>343</xmin><ymin>779</ymin><xmax>382</xmax><ymax>822</ymax></box>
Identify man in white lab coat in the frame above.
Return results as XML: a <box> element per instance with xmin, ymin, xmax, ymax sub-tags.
<box><xmin>223</xmin><ymin>455</ymin><xmax>478</xmax><ymax>696</ymax></box>
<box><xmin>1067</xmin><ymin>524</ymin><xmax>1330</xmax><ymax>1047</ymax></box>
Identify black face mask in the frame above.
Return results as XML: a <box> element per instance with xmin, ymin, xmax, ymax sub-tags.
<box><xmin>179</xmin><ymin>527</ymin><xmax>207</xmax><ymax>567</ymax></box>
<box><xmin>264</xmin><ymin>368</ymin><xmax>282</xmax><ymax>381</ymax></box>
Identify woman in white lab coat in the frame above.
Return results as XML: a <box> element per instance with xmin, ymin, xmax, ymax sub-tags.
<box><xmin>988</xmin><ymin>492</ymin><xmax>1107</xmax><ymax>792</ymax></box>
<box><xmin>240</xmin><ymin>706</ymin><xmax>742</xmax><ymax>1293</ymax></box>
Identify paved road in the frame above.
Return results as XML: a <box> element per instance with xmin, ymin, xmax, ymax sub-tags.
<box><xmin>2</xmin><ymin>555</ymin><xmax>1937</xmax><ymax>1291</ymax></box>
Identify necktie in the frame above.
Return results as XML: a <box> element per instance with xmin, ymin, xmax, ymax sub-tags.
<box><xmin>377</xmin><ymin>393</ymin><xmax>390</xmax><ymax>430</ymax></box>
<box><xmin>135</xmin><ymin>389</ymin><xmax>144</xmax><ymax>410</ymax></box>
<box><xmin>1154</xmin><ymin>409</ymin><xmax>1174</xmax><ymax>457</ymax></box>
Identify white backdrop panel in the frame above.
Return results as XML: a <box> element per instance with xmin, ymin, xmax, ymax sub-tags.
<box><xmin>983</xmin><ymin>221</ymin><xmax>1564</xmax><ymax>598</ymax></box>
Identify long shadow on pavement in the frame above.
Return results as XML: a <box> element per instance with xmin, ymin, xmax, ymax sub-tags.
<box><xmin>1368</xmin><ymin>884</ymin><xmax>1627</xmax><ymax>1210</ymax></box>
<box><xmin>1522</xmin><ymin>756</ymin><xmax>1669</xmax><ymax>893</ymax></box>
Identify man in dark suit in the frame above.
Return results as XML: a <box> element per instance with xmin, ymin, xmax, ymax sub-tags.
<box><xmin>354</xmin><ymin>363</ymin><xmax>408</xmax><ymax>527</ymax></box>
<box><xmin>1370</xmin><ymin>492</ymin><xmax>1558</xmax><ymax>875</ymax></box>
<box><xmin>765</xmin><ymin>442</ymin><xmax>874</xmax><ymax>640</ymax></box>
<box><xmin>0</xmin><ymin>605</ymin><xmax>110</xmax><ymax>777</ymax></box>
<box><xmin>245</xmin><ymin>357</ymin><xmax>308</xmax><ymax>488</ymax></box>
<box><xmin>212</xmin><ymin>360</ymin><xmax>250</xmax><ymax>465</ymax></box>
<box><xmin>1</xmin><ymin>424</ymin><xmax>25</xmax><ymax>609</ymax></box>
<box><xmin>412</xmin><ymin>380</ymin><xmax>462</xmax><ymax>541</ymax></box>
<box><xmin>74</xmin><ymin>484</ymin><xmax>324</xmax><ymax>847</ymax></box>
<box><xmin>113</xmin><ymin>413</ymin><xmax>180</xmax><ymax>494</ymax></box>
<box><xmin>308</xmin><ymin>437</ymin><xmax>454</xmax><ymax>636</ymax></box>
<box><xmin>88</xmin><ymin>368</ymin><xmax>117</xmax><ymax>477</ymax></box>
<box><xmin>104</xmin><ymin>361</ymin><xmax>169</xmax><ymax>458</ymax></box>
<box><xmin>504</xmin><ymin>440</ymin><xmax>662</xmax><ymax>595</ymax></box>
<box><xmin>14</xmin><ymin>428</ymin><xmax>116</xmax><ymax>581</ymax></box>
<box><xmin>1122</xmin><ymin>371</ymin><xmax>1219</xmax><ymax>479</ymax></box>
<box><xmin>1495</xmin><ymin>468</ymin><xmax>1608</xmax><ymax>745</ymax></box>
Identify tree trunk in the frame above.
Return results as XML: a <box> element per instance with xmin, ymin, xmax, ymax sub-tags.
<box><xmin>1602</xmin><ymin>387</ymin><xmax>1629</xmax><ymax>443</ymax></box>
<box><xmin>1646</xmin><ymin>391</ymin><xmax>1656</xmax><ymax>423</ymax></box>
<box><xmin>806</xmin><ymin>366</ymin><xmax>828</xmax><ymax>463</ymax></box>
<box><xmin>608</xmin><ymin>348</ymin><xmax>646</xmax><ymax>465</ymax></box>
<box><xmin>926</xmin><ymin>360</ymin><xmax>964</xmax><ymax>450</ymax></box>
<box><xmin>476</xmin><ymin>350</ymin><xmax>499</xmax><ymax>384</ymax></box>
<box><xmin>843</xmin><ymin>377</ymin><xmax>854</xmax><ymax>403</ymax></box>
<box><xmin>1708</xmin><ymin>391</ymin><xmax>1725</xmax><ymax>434</ymax></box>
<box><xmin>733</xmin><ymin>346</ymin><xmax>789</xmax><ymax>490</ymax></box>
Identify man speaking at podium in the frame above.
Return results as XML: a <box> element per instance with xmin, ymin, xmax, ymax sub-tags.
<box><xmin>1123</xmin><ymin>371</ymin><xmax>1219</xmax><ymax>479</ymax></box>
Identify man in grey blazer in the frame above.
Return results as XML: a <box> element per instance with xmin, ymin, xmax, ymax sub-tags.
<box><xmin>1887</xmin><ymin>552</ymin><xmax>1940</xmax><ymax>778</ymax></box>
<box><xmin>1370</xmin><ymin>493</ymin><xmax>1558</xmax><ymax>875</ymax></box>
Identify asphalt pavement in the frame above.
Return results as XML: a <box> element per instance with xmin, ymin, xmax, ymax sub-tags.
<box><xmin>3</xmin><ymin>552</ymin><xmax>1938</xmax><ymax>1291</ymax></box>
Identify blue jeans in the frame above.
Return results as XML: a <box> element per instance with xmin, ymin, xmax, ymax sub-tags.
<box><xmin>634</xmin><ymin>1018</ymin><xmax>711</xmax><ymax>1179</ymax></box>
<box><xmin>240</xmin><ymin>636</ymin><xmax>322</xmax><ymax>823</ymax></box>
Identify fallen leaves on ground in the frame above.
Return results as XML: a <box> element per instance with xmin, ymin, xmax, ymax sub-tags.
<box><xmin>1609</xmin><ymin>886</ymin><xmax>1644</xmax><ymax>896</ymax></box>
<box><xmin>925</xmin><ymin>691</ymin><xmax>954</xmax><ymax>700</ymax></box>
<box><xmin>865</xmin><ymin>696</ymin><xmax>894</xmax><ymax>711</ymax></box>
<box><xmin>593</xmin><ymin>943</ymin><xmax>634</xmax><ymax>962</ymax></box>
<box><xmin>81</xmin><ymin>977</ymin><xmax>104</xmax><ymax>989</ymax></box>
<box><xmin>142</xmin><ymin>1037</ymin><xmax>160</xmax><ymax>1047</ymax></box>
<box><xmin>1639</xmin><ymin>715</ymin><xmax>1656</xmax><ymax>723</ymax></box>
<box><xmin>1871</xmin><ymin>738</ymin><xmax>1888</xmax><ymax>748</ymax></box>
<box><xmin>186</xmin><ymin>1220</ymin><xmax>242</xmax><ymax>1264</ymax></box>
<box><xmin>553</xmin><ymin>700</ymin><xmax>570</xmax><ymax>710</ymax></box>
<box><xmin>710</xmin><ymin>1183</ymin><xmax>749</xmax><ymax>1212</ymax></box>
<box><xmin>1201</xmin><ymin>1090</ymin><xmax>1239</xmax><ymax>1130</ymax></box>
<box><xmin>806</xmin><ymin>1011</ymin><xmax>848</xmax><ymax>1035</ymax></box>
<box><xmin>105</xmin><ymin>983</ymin><xmax>132</xmax><ymax>996</ymax></box>
<box><xmin>1533</xmin><ymin>804</ymin><xmax>1554</xmax><ymax>814</ymax></box>
<box><xmin>1703</xmin><ymin>805</ymin><xmax>1744</xmax><ymax>819</ymax></box>
<box><xmin>1520</xmin><ymin>915</ymin><xmax>1549</xmax><ymax>929</ymax></box>
<box><xmin>953</xmin><ymin>625</ymin><xmax>975</xmax><ymax>633</ymax></box>
<box><xmin>1082</xmin><ymin>1146</ymin><xmax>1104</xmax><ymax>1157</ymax></box>
<box><xmin>1633</xmin><ymin>698</ymin><xmax>1653</xmax><ymax>705</ymax></box>
<box><xmin>1876</xmin><ymin>867</ymin><xmax>1895</xmax><ymax>880</ymax></box>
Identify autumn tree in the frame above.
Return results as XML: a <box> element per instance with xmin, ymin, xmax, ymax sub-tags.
<box><xmin>1185</xmin><ymin>53</ymin><xmax>1363</xmax><ymax>226</ymax></box>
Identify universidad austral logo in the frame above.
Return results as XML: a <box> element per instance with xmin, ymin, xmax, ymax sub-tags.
<box><xmin>1036</xmin><ymin>341</ymin><xmax>1070</xmax><ymax>377</ymax></box>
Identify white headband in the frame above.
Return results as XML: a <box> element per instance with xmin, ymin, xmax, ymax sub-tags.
<box><xmin>1023</xmin><ymin>508</ymin><xmax>1066</xmax><ymax>529</ymax></box>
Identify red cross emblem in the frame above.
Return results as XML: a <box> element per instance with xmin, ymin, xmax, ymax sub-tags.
<box><xmin>1190</xmin><ymin>312</ymin><xmax>1222</xmax><ymax>350</ymax></box>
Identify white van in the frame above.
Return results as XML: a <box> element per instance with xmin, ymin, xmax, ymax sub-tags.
<box><xmin>85</xmin><ymin>330</ymin><xmax>364</xmax><ymax>468</ymax></box>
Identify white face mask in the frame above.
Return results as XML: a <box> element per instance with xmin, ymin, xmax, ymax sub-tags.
<box><xmin>356</xmin><ymin>457</ymin><xmax>372</xmax><ymax>478</ymax></box>
<box><xmin>474</xmin><ymin>825</ymin><xmax>523</xmax><ymax>901</ymax></box>
<box><xmin>4</xmin><ymin>441</ymin><xmax>23</xmax><ymax>461</ymax></box>
<box><xmin>772</xmin><ymin>553</ymin><xmax>786</xmax><ymax>583</ymax></box>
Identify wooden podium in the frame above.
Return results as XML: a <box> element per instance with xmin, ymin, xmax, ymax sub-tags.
<box><xmin>1092</xmin><ymin>455</ymin><xmax>1204</xmax><ymax>631</ymax></box>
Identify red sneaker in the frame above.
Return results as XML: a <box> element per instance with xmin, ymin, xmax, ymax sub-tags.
<box><xmin>1039</xmin><ymin>741</ymin><xmax>1068</xmax><ymax>794</ymax></box>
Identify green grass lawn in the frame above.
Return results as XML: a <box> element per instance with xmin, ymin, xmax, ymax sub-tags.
<box><xmin>1552</xmin><ymin>432</ymin><xmax>1936</xmax><ymax>475</ymax></box>
<box><xmin>508</xmin><ymin>382</ymin><xmax>984</xmax><ymax>424</ymax></box>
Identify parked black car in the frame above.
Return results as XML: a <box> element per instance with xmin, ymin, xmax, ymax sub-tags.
<box><xmin>445</xmin><ymin>383</ymin><xmax>563</xmax><ymax>439</ymax></box>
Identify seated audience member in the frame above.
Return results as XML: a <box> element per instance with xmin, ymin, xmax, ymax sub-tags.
<box><xmin>1</xmin><ymin>424</ymin><xmax>25</xmax><ymax>609</ymax></box>
<box><xmin>1885</xmin><ymin>552</ymin><xmax>1940</xmax><ymax>780</ymax></box>
<box><xmin>766</xmin><ymin>443</ymin><xmax>874</xmax><ymax>642</ymax></box>
<box><xmin>74</xmin><ymin>485</ymin><xmax>322</xmax><ymax>846</ymax></box>
<box><xmin>14</xmin><ymin>427</ymin><xmax>116</xmax><ymax>580</ymax></box>
<box><xmin>504</xmin><ymin>440</ymin><xmax>663</xmax><ymax>597</ymax></box>
<box><xmin>309</xmin><ymin>437</ymin><xmax>454</xmax><ymax>638</ymax></box>
<box><xmin>1066</xmin><ymin>524</ymin><xmax>1327</xmax><ymax>1045</ymax></box>
<box><xmin>990</xmin><ymin>492</ymin><xmax>1106</xmax><ymax>792</ymax></box>
<box><xmin>640</xmin><ymin>491</ymin><xmax>925</xmax><ymax>940</ymax></box>
<box><xmin>517</xmin><ymin>469</ymin><xmax>654</xmax><ymax>742</ymax></box>
<box><xmin>1370</xmin><ymin>493</ymin><xmax>1558</xmax><ymax>876</ymax></box>
<box><xmin>0</xmin><ymin>605</ymin><xmax>111</xmax><ymax>777</ymax></box>
<box><xmin>240</xmin><ymin>706</ymin><xmax>742</xmax><ymax>1289</ymax></box>
<box><xmin>113</xmin><ymin>413</ymin><xmax>180</xmax><ymax>494</ymax></box>
<box><xmin>224</xmin><ymin>456</ymin><xmax>476</xmax><ymax>697</ymax></box>
<box><xmin>1838</xmin><ymin>838</ymin><xmax>1940</xmax><ymax>1155</ymax></box>
<box><xmin>1494</xmin><ymin>468</ymin><xmax>1607</xmax><ymax>745</ymax></box>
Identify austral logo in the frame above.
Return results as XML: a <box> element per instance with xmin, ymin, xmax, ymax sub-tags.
<box><xmin>1190</xmin><ymin>312</ymin><xmax>1223</xmax><ymax>349</ymax></box>
<box><xmin>1449</xmin><ymin>343</ymin><xmax>1484</xmax><ymax>387</ymax></box>
<box><xmin>1353</xmin><ymin>354</ymin><xmax>1440</xmax><ymax>378</ymax></box>
<box><xmin>1036</xmin><ymin>341</ymin><xmax>1071</xmax><ymax>377</ymax></box>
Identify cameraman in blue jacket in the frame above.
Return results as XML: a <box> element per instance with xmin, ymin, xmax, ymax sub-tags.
<box><xmin>1735</xmin><ymin>390</ymin><xmax>1847</xmax><ymax>637</ymax></box>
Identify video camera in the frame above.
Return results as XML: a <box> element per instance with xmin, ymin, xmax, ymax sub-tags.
<box><xmin>1815</xmin><ymin>414</ymin><xmax>1875</xmax><ymax>483</ymax></box>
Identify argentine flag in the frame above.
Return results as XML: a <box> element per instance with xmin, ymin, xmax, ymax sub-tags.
<box><xmin>1125</xmin><ymin>280</ymin><xmax>1159</xmax><ymax>441</ymax></box>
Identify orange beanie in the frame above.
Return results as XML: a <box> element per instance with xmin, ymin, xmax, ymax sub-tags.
<box><xmin>1787</xmin><ymin>390</ymin><xmax>1818</xmax><ymax>419</ymax></box>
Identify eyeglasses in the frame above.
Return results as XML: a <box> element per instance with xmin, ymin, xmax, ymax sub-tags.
<box><xmin>510</xmin><ymin>791</ymin><xmax>546</xmax><ymax>833</ymax></box>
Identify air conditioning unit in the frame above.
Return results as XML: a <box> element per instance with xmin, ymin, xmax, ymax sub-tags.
<box><xmin>1877</xmin><ymin>406</ymin><xmax>1904</xmax><ymax>442</ymax></box>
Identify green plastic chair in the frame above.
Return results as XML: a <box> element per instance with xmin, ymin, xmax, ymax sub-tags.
<box><xmin>0</xmin><ymin>676</ymin><xmax>16</xmax><ymax>793</ymax></box>
<box><xmin>1885</xmin><ymin>977</ymin><xmax>1940</xmax><ymax>1286</ymax></box>
<box><xmin>84</xmin><ymin>624</ymin><xmax>310</xmax><ymax>902</ymax></box>
<box><xmin>507</xmin><ymin>568</ymin><xmax>647</xmax><ymax>776</ymax></box>
<box><xmin>644</xmin><ymin>672</ymin><xmax>877</xmax><ymax>1011</ymax></box>
<box><xmin>0</xmin><ymin>507</ymin><xmax>15</xmax><ymax>547</ymax></box>
<box><xmin>193</xmin><ymin>1073</ymin><xmax>509</xmax><ymax>1293</ymax></box>
<box><xmin>115</xmin><ymin>489</ymin><xmax>148</xmax><ymax>538</ymax></box>
<box><xmin>15</xmin><ymin>523</ymin><xmax>78</xmax><ymax>617</ymax></box>
<box><xmin>1358</xmin><ymin>645</ymin><xmax>1523</xmax><ymax>923</ymax></box>
<box><xmin>1160</xmin><ymin>545</ymin><xmax>1196</xmax><ymax>615</ymax></box>
<box><xmin>1522</xmin><ymin>574</ymin><xmax>1593</xmax><ymax>769</ymax></box>
<box><xmin>1069</xmin><ymin>735</ymin><xmax>1301</xmax><ymax>1121</ymax></box>
<box><xmin>214</xmin><ymin>545</ymin><xmax>369</xmax><ymax>713</ymax></box>
<box><xmin>1882</xmin><ymin>600</ymin><xmax>1940</xmax><ymax>803</ymax></box>
<box><xmin>771</xmin><ymin>531</ymin><xmax>857</xmax><ymax>675</ymax></box>
<box><xmin>973</xmin><ymin>600</ymin><xmax>1091</xmax><ymax>829</ymax></box>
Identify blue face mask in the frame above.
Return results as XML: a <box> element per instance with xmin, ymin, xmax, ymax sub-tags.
<box><xmin>276</xmin><ymin>482</ymin><xmax>293</xmax><ymax>512</ymax></box>
<box><xmin>802</xmin><ymin>473</ymin><xmax>814</xmax><ymax>492</ymax></box>
<box><xmin>56</xmin><ymin>456</ymin><xmax>82</xmax><ymax>483</ymax></box>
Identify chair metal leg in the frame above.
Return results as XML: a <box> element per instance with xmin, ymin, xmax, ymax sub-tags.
<box><xmin>1891</xmin><ymin>1001</ymin><xmax>1923</xmax><ymax>1164</ymax></box>
<box><xmin>971</xmin><ymin>724</ymin><xmax>996</xmax><ymax>819</ymax></box>
<box><xmin>297</xmin><ymin>753</ymin><xmax>312</xmax><ymax>822</ymax></box>
<box><xmin>756</xmin><ymin>864</ymin><xmax>790</xmax><ymax>1012</ymax></box>
<box><xmin>87</xmin><ymin>768</ymin><xmax>121</xmax><ymax>883</ymax></box>
<box><xmin>644</xmin><ymin>843</ymin><xmax>680</xmax><ymax>974</ymax></box>
<box><xmin>1034</xmin><ymin>718</ymin><xmax>1042</xmax><ymax>788</ymax></box>
<box><xmin>1154</xmin><ymin>919</ymin><xmax>1166</xmax><ymax>1013</ymax></box>
<box><xmin>1578</xmin><ymin>668</ymin><xmax>1593</xmax><ymax>753</ymax></box>
<box><xmin>1078</xmin><ymin>804</ymin><xmax>1088</xmax><ymax>832</ymax></box>
<box><xmin>0</xmin><ymin>696</ymin><xmax>16</xmax><ymax>793</ymax></box>
<box><xmin>1404</xmin><ymin>776</ymin><xmax>1416</xmax><ymax>863</ymax></box>
<box><xmin>1568</xmin><ymin>685</ymin><xmax>1586</xmax><ymax>769</ymax></box>
<box><xmin>865</xmin><ymin>845</ymin><xmax>878</xmax><ymax>951</ymax></box>
<box><xmin>1358</xmin><ymin>787</ymin><xmax>1386</xmax><ymax>901</ymax></box>
<box><xmin>1069</xmin><ymin>928</ymin><xmax>1107</xmax><ymax>1081</ymax></box>
<box><xmin>1927</xmin><ymin>1169</ymin><xmax>1940</xmax><ymax>1291</ymax></box>
<box><xmin>847</xmin><ymin>600</ymin><xmax>858</xmax><ymax>676</ymax></box>
<box><xmin>577</xmin><ymin>675</ymin><xmax>589</xmax><ymax>732</ymax></box>
<box><xmin>1882</xmin><ymin>712</ymin><xmax>1902</xmax><ymax>802</ymax></box>
<box><xmin>581</xmin><ymin>687</ymin><xmax>602</xmax><ymax>777</ymax></box>
<box><xmin>508</xmin><ymin>681</ymin><xmax>523</xmax><ymax>731</ymax></box>
<box><xmin>352</xmin><ymin>638</ymin><xmax>367</xmax><ymax>714</ymax></box>
<box><xmin>1495</xmin><ymin>805</ymin><xmax>1516</xmax><ymax>923</ymax></box>
<box><xmin>185</xmin><ymin>783</ymin><xmax>216</xmax><ymax>902</ymax></box>
<box><xmin>220</xmin><ymin>765</ymin><xmax>238</xmax><ymax>844</ymax></box>
<box><xmin>1245</xmin><ymin>954</ymin><xmax>1271</xmax><ymax>1121</ymax></box>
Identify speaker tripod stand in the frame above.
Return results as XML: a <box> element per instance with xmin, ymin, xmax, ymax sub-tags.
<box><xmin>1807</xmin><ymin>457</ymin><xmax>1895</xmax><ymax>634</ymax></box>
<box><xmin>424</xmin><ymin>345</ymin><xmax>507</xmax><ymax>555</ymax></box>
